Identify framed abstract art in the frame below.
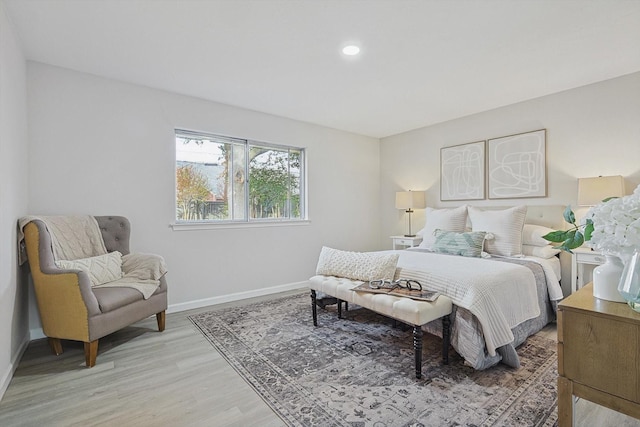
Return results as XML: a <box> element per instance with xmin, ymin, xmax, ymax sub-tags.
<box><xmin>487</xmin><ymin>129</ymin><xmax>546</xmax><ymax>199</ymax></box>
<box><xmin>440</xmin><ymin>140</ymin><xmax>485</xmax><ymax>201</ymax></box>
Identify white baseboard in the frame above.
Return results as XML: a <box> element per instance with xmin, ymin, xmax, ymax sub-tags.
<box><xmin>0</xmin><ymin>331</ymin><xmax>30</xmax><ymax>401</ymax></box>
<box><xmin>167</xmin><ymin>280</ymin><xmax>309</xmax><ymax>313</ymax></box>
<box><xmin>30</xmin><ymin>328</ymin><xmax>45</xmax><ymax>340</ymax></box>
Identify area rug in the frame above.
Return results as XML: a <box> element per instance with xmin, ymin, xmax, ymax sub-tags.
<box><xmin>189</xmin><ymin>293</ymin><xmax>558</xmax><ymax>427</ymax></box>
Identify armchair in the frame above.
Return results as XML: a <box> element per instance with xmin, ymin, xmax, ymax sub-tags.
<box><xmin>22</xmin><ymin>216</ymin><xmax>167</xmax><ymax>367</ymax></box>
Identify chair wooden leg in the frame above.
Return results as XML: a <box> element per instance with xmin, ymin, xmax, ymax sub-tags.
<box><xmin>84</xmin><ymin>340</ymin><xmax>99</xmax><ymax>368</ymax></box>
<box><xmin>156</xmin><ymin>311</ymin><xmax>166</xmax><ymax>332</ymax></box>
<box><xmin>49</xmin><ymin>338</ymin><xmax>63</xmax><ymax>356</ymax></box>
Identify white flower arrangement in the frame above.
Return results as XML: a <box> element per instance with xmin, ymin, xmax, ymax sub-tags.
<box><xmin>588</xmin><ymin>184</ymin><xmax>640</xmax><ymax>254</ymax></box>
<box><xmin>544</xmin><ymin>184</ymin><xmax>640</xmax><ymax>254</ymax></box>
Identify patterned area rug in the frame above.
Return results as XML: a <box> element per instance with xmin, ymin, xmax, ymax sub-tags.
<box><xmin>189</xmin><ymin>293</ymin><xmax>558</xmax><ymax>427</ymax></box>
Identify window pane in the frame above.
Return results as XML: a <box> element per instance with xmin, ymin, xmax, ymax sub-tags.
<box><xmin>175</xmin><ymin>134</ymin><xmax>232</xmax><ymax>221</ymax></box>
<box><xmin>249</xmin><ymin>145</ymin><xmax>293</xmax><ymax>219</ymax></box>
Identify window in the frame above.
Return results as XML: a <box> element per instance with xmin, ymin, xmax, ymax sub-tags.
<box><xmin>175</xmin><ymin>130</ymin><xmax>305</xmax><ymax>223</ymax></box>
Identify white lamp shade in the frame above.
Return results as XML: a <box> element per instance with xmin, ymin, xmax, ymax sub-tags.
<box><xmin>395</xmin><ymin>191</ymin><xmax>426</xmax><ymax>210</ymax></box>
<box><xmin>577</xmin><ymin>175</ymin><xmax>625</xmax><ymax>206</ymax></box>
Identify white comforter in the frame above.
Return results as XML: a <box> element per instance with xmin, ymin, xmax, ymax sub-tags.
<box><xmin>389</xmin><ymin>250</ymin><xmax>563</xmax><ymax>356</ymax></box>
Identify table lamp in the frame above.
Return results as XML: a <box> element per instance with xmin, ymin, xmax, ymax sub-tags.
<box><xmin>396</xmin><ymin>190</ymin><xmax>426</xmax><ymax>237</ymax></box>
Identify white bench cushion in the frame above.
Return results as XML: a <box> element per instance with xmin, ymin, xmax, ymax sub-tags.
<box><xmin>309</xmin><ymin>275</ymin><xmax>453</xmax><ymax>326</ymax></box>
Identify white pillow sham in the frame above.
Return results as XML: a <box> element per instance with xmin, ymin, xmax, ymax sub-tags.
<box><xmin>468</xmin><ymin>205</ymin><xmax>527</xmax><ymax>257</ymax></box>
<box><xmin>522</xmin><ymin>224</ymin><xmax>556</xmax><ymax>247</ymax></box>
<box><xmin>522</xmin><ymin>244</ymin><xmax>561</xmax><ymax>259</ymax></box>
<box><xmin>316</xmin><ymin>246</ymin><xmax>399</xmax><ymax>281</ymax></box>
<box><xmin>417</xmin><ymin>205</ymin><xmax>468</xmax><ymax>250</ymax></box>
<box><xmin>56</xmin><ymin>251</ymin><xmax>123</xmax><ymax>286</ymax></box>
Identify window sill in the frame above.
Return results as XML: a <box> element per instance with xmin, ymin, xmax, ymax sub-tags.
<box><xmin>170</xmin><ymin>219</ymin><xmax>311</xmax><ymax>231</ymax></box>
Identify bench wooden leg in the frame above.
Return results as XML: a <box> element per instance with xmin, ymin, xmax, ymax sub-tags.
<box><xmin>310</xmin><ymin>290</ymin><xmax>318</xmax><ymax>326</ymax></box>
<box><xmin>84</xmin><ymin>340</ymin><xmax>99</xmax><ymax>368</ymax></box>
<box><xmin>337</xmin><ymin>299</ymin><xmax>343</xmax><ymax>319</ymax></box>
<box><xmin>413</xmin><ymin>326</ymin><xmax>423</xmax><ymax>379</ymax></box>
<box><xmin>442</xmin><ymin>314</ymin><xmax>451</xmax><ymax>365</ymax></box>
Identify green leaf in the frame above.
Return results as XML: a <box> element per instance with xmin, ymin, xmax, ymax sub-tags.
<box><xmin>602</xmin><ymin>196</ymin><xmax>619</xmax><ymax>203</ymax></box>
<box><xmin>563</xmin><ymin>230</ymin><xmax>584</xmax><ymax>249</ymax></box>
<box><xmin>584</xmin><ymin>222</ymin><xmax>594</xmax><ymax>241</ymax></box>
<box><xmin>563</xmin><ymin>205</ymin><xmax>576</xmax><ymax>225</ymax></box>
<box><xmin>551</xmin><ymin>229</ymin><xmax>583</xmax><ymax>253</ymax></box>
<box><xmin>543</xmin><ymin>230</ymin><xmax>571</xmax><ymax>243</ymax></box>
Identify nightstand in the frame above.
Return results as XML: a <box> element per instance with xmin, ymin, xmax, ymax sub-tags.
<box><xmin>390</xmin><ymin>235</ymin><xmax>423</xmax><ymax>250</ymax></box>
<box><xmin>571</xmin><ymin>247</ymin><xmax>605</xmax><ymax>293</ymax></box>
<box><xmin>558</xmin><ymin>283</ymin><xmax>640</xmax><ymax>425</ymax></box>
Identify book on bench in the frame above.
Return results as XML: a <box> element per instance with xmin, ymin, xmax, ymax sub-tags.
<box><xmin>353</xmin><ymin>279</ymin><xmax>440</xmax><ymax>302</ymax></box>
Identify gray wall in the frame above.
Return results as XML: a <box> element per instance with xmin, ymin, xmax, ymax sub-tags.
<box><xmin>0</xmin><ymin>3</ymin><xmax>30</xmax><ymax>398</ymax></box>
<box><xmin>26</xmin><ymin>62</ymin><xmax>382</xmax><ymax>321</ymax></box>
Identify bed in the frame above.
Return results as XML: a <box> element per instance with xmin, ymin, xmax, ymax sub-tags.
<box><xmin>315</xmin><ymin>204</ymin><xmax>567</xmax><ymax>370</ymax></box>
<box><xmin>394</xmin><ymin>248</ymin><xmax>562</xmax><ymax>369</ymax></box>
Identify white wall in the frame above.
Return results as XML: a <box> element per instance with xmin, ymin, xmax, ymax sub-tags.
<box><xmin>0</xmin><ymin>2</ymin><xmax>30</xmax><ymax>399</ymax></box>
<box><xmin>26</xmin><ymin>62</ymin><xmax>381</xmax><ymax>319</ymax></box>
<box><xmin>380</xmin><ymin>72</ymin><xmax>640</xmax><ymax>293</ymax></box>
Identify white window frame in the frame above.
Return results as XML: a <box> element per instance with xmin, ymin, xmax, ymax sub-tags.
<box><xmin>172</xmin><ymin>129</ymin><xmax>308</xmax><ymax>230</ymax></box>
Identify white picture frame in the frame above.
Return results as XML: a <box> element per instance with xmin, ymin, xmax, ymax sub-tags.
<box><xmin>487</xmin><ymin>129</ymin><xmax>546</xmax><ymax>199</ymax></box>
<box><xmin>440</xmin><ymin>140</ymin><xmax>485</xmax><ymax>201</ymax></box>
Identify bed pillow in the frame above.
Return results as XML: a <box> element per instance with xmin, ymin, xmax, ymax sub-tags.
<box><xmin>432</xmin><ymin>230</ymin><xmax>488</xmax><ymax>257</ymax></box>
<box><xmin>468</xmin><ymin>205</ymin><xmax>527</xmax><ymax>257</ymax></box>
<box><xmin>522</xmin><ymin>244</ymin><xmax>561</xmax><ymax>259</ymax></box>
<box><xmin>417</xmin><ymin>205</ymin><xmax>468</xmax><ymax>250</ymax></box>
<box><xmin>522</xmin><ymin>224</ymin><xmax>556</xmax><ymax>247</ymax></box>
<box><xmin>56</xmin><ymin>251</ymin><xmax>123</xmax><ymax>286</ymax></box>
<box><xmin>316</xmin><ymin>246</ymin><xmax>399</xmax><ymax>281</ymax></box>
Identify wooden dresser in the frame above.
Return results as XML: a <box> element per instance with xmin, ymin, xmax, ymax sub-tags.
<box><xmin>558</xmin><ymin>283</ymin><xmax>640</xmax><ymax>426</ymax></box>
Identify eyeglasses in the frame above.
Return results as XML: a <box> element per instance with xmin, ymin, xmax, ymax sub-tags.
<box><xmin>368</xmin><ymin>279</ymin><xmax>422</xmax><ymax>291</ymax></box>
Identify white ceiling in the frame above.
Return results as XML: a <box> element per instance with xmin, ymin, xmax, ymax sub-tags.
<box><xmin>5</xmin><ymin>0</ymin><xmax>640</xmax><ymax>138</ymax></box>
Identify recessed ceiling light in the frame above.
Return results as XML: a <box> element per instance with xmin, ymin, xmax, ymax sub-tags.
<box><xmin>342</xmin><ymin>45</ymin><xmax>360</xmax><ymax>56</ymax></box>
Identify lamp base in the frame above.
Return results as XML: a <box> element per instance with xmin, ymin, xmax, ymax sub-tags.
<box><xmin>404</xmin><ymin>234</ymin><xmax>416</xmax><ymax>237</ymax></box>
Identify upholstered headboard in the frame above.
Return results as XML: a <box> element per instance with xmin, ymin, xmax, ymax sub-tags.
<box><xmin>459</xmin><ymin>205</ymin><xmax>568</xmax><ymax>229</ymax></box>
<box><xmin>523</xmin><ymin>205</ymin><xmax>568</xmax><ymax>229</ymax></box>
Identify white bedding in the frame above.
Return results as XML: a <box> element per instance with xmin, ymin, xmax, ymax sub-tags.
<box><xmin>391</xmin><ymin>250</ymin><xmax>563</xmax><ymax>357</ymax></box>
<box><xmin>534</xmin><ymin>254</ymin><xmax>561</xmax><ymax>282</ymax></box>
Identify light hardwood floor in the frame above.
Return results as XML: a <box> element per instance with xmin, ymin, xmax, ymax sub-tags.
<box><xmin>0</xmin><ymin>290</ymin><xmax>638</xmax><ymax>427</ymax></box>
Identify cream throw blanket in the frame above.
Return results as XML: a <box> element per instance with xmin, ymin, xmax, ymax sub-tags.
<box><xmin>94</xmin><ymin>253</ymin><xmax>166</xmax><ymax>299</ymax></box>
<box><xmin>18</xmin><ymin>215</ymin><xmax>163</xmax><ymax>299</ymax></box>
<box><xmin>18</xmin><ymin>215</ymin><xmax>107</xmax><ymax>264</ymax></box>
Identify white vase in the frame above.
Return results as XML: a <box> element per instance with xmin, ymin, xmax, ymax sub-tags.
<box><xmin>593</xmin><ymin>254</ymin><xmax>626</xmax><ymax>302</ymax></box>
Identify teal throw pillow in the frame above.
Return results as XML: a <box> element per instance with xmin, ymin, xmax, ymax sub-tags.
<box><xmin>432</xmin><ymin>229</ymin><xmax>487</xmax><ymax>257</ymax></box>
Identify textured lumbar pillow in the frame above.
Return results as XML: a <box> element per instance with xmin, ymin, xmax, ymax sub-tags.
<box><xmin>56</xmin><ymin>251</ymin><xmax>123</xmax><ymax>286</ymax></box>
<box><xmin>468</xmin><ymin>206</ymin><xmax>527</xmax><ymax>257</ymax></box>
<box><xmin>316</xmin><ymin>246</ymin><xmax>399</xmax><ymax>281</ymax></box>
<box><xmin>432</xmin><ymin>229</ymin><xmax>488</xmax><ymax>257</ymax></box>
<box><xmin>417</xmin><ymin>205</ymin><xmax>468</xmax><ymax>250</ymax></box>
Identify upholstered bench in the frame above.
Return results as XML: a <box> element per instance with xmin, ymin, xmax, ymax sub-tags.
<box><xmin>308</xmin><ymin>275</ymin><xmax>453</xmax><ymax>379</ymax></box>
